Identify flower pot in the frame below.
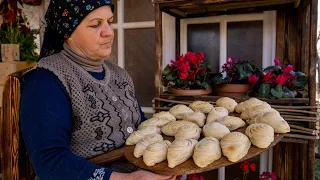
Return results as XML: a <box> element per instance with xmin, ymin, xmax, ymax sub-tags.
<box><xmin>170</xmin><ymin>87</ymin><xmax>212</xmax><ymax>96</ymax></box>
<box><xmin>214</xmin><ymin>84</ymin><xmax>250</xmax><ymax>97</ymax></box>
<box><xmin>1</xmin><ymin>44</ymin><xmax>20</xmax><ymax>62</ymax></box>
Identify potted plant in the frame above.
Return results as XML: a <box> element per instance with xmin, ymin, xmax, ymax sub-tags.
<box><xmin>0</xmin><ymin>2</ymin><xmax>38</xmax><ymax>62</ymax></box>
<box><xmin>250</xmin><ymin>58</ymin><xmax>308</xmax><ymax>98</ymax></box>
<box><xmin>213</xmin><ymin>57</ymin><xmax>260</xmax><ymax>97</ymax></box>
<box><xmin>162</xmin><ymin>51</ymin><xmax>212</xmax><ymax>96</ymax></box>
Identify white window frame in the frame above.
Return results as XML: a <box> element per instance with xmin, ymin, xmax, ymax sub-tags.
<box><xmin>177</xmin><ymin>11</ymin><xmax>277</xmax><ymax>70</ymax></box>
<box><xmin>113</xmin><ymin>1</ymin><xmax>155</xmax><ymax>114</ymax></box>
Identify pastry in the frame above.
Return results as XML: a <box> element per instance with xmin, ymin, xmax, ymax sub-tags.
<box><xmin>235</xmin><ymin>98</ymin><xmax>264</xmax><ymax>113</ymax></box>
<box><xmin>134</xmin><ymin>133</ymin><xmax>163</xmax><ymax>158</ymax></box>
<box><xmin>183</xmin><ymin>111</ymin><xmax>206</xmax><ymax>127</ymax></box>
<box><xmin>245</xmin><ymin>124</ymin><xmax>274</xmax><ymax>148</ymax></box>
<box><xmin>126</xmin><ymin>126</ymin><xmax>161</xmax><ymax>145</ymax></box>
<box><xmin>189</xmin><ymin>101</ymin><xmax>214</xmax><ymax>113</ymax></box>
<box><xmin>169</xmin><ymin>104</ymin><xmax>194</xmax><ymax>119</ymax></box>
<box><xmin>152</xmin><ymin>111</ymin><xmax>176</xmax><ymax>122</ymax></box>
<box><xmin>138</xmin><ymin>118</ymin><xmax>170</xmax><ymax>130</ymax></box>
<box><xmin>220</xmin><ymin>132</ymin><xmax>251</xmax><ymax>162</ymax></box>
<box><xmin>216</xmin><ymin>97</ymin><xmax>238</xmax><ymax>113</ymax></box>
<box><xmin>167</xmin><ymin>139</ymin><xmax>198</xmax><ymax>168</ymax></box>
<box><xmin>175</xmin><ymin>123</ymin><xmax>201</xmax><ymax>140</ymax></box>
<box><xmin>161</xmin><ymin>120</ymin><xmax>199</xmax><ymax>136</ymax></box>
<box><xmin>206</xmin><ymin>107</ymin><xmax>228</xmax><ymax>124</ymax></box>
<box><xmin>193</xmin><ymin>137</ymin><xmax>221</xmax><ymax>168</ymax></box>
<box><xmin>143</xmin><ymin>140</ymin><xmax>171</xmax><ymax>166</ymax></box>
<box><xmin>219</xmin><ymin>116</ymin><xmax>246</xmax><ymax>131</ymax></box>
<box><xmin>203</xmin><ymin>122</ymin><xmax>230</xmax><ymax>140</ymax></box>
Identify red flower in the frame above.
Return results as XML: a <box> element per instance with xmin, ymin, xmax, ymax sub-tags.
<box><xmin>262</xmin><ymin>72</ymin><xmax>275</xmax><ymax>83</ymax></box>
<box><xmin>178</xmin><ymin>63</ymin><xmax>190</xmax><ymax>72</ymax></box>
<box><xmin>240</xmin><ymin>163</ymin><xmax>249</xmax><ymax>173</ymax></box>
<box><xmin>250</xmin><ymin>163</ymin><xmax>256</xmax><ymax>171</ymax></box>
<box><xmin>248</xmin><ymin>74</ymin><xmax>259</xmax><ymax>85</ymax></box>
<box><xmin>185</xmin><ymin>52</ymin><xmax>198</xmax><ymax>65</ymax></box>
<box><xmin>274</xmin><ymin>58</ymin><xmax>280</xmax><ymax>65</ymax></box>
<box><xmin>275</xmin><ymin>75</ymin><xmax>288</xmax><ymax>85</ymax></box>
<box><xmin>270</xmin><ymin>172</ymin><xmax>277</xmax><ymax>180</ymax></box>
<box><xmin>283</xmin><ymin>65</ymin><xmax>294</xmax><ymax>76</ymax></box>
<box><xmin>179</xmin><ymin>72</ymin><xmax>188</xmax><ymax>80</ymax></box>
<box><xmin>187</xmin><ymin>174</ymin><xmax>204</xmax><ymax>180</ymax></box>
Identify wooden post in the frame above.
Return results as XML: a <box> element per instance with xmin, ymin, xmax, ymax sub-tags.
<box><xmin>308</xmin><ymin>0</ymin><xmax>318</xmax><ymax>179</ymax></box>
<box><xmin>1</xmin><ymin>44</ymin><xmax>20</xmax><ymax>62</ymax></box>
<box><xmin>155</xmin><ymin>3</ymin><xmax>163</xmax><ymax>109</ymax></box>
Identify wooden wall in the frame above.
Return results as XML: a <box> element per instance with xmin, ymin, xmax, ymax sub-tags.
<box><xmin>274</xmin><ymin>0</ymin><xmax>318</xmax><ymax>179</ymax></box>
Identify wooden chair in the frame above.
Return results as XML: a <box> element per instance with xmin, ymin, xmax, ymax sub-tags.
<box><xmin>1</xmin><ymin>68</ymin><xmax>126</xmax><ymax>180</ymax></box>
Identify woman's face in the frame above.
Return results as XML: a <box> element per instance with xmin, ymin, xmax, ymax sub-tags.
<box><xmin>67</xmin><ymin>6</ymin><xmax>114</xmax><ymax>61</ymax></box>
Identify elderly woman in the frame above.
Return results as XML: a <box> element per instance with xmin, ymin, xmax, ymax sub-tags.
<box><xmin>20</xmin><ymin>1</ymin><xmax>175</xmax><ymax>180</ymax></box>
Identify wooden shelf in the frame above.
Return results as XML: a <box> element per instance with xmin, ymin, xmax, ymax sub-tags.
<box><xmin>152</xmin><ymin>0</ymin><xmax>300</xmax><ymax>18</ymax></box>
<box><xmin>158</xmin><ymin>94</ymin><xmax>310</xmax><ymax>105</ymax></box>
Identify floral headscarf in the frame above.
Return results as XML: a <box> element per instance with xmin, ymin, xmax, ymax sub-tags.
<box><xmin>40</xmin><ymin>0</ymin><xmax>114</xmax><ymax>58</ymax></box>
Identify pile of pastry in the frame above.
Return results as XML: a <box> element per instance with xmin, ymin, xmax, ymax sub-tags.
<box><xmin>125</xmin><ymin>97</ymin><xmax>290</xmax><ymax>169</ymax></box>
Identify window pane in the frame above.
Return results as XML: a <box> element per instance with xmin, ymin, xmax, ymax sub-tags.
<box><xmin>187</xmin><ymin>23</ymin><xmax>220</xmax><ymax>73</ymax></box>
<box><xmin>227</xmin><ymin>21</ymin><xmax>263</xmax><ymax>68</ymax></box>
<box><xmin>124</xmin><ymin>0</ymin><xmax>155</xmax><ymax>22</ymax></box>
<box><xmin>106</xmin><ymin>31</ymin><xmax>118</xmax><ymax>65</ymax></box>
<box><xmin>125</xmin><ymin>28</ymin><xmax>155</xmax><ymax>107</ymax></box>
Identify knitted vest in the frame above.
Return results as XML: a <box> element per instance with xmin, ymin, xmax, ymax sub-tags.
<box><xmin>34</xmin><ymin>52</ymin><xmax>141</xmax><ymax>158</ymax></box>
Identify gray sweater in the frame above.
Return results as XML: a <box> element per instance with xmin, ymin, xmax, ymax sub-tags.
<box><xmin>36</xmin><ymin>51</ymin><xmax>141</xmax><ymax>158</ymax></box>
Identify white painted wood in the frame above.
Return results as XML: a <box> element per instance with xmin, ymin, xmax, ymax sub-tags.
<box><xmin>220</xmin><ymin>18</ymin><xmax>227</xmax><ymax>73</ymax></box>
<box><xmin>218</xmin><ymin>167</ymin><xmax>225</xmax><ymax>180</ymax></box>
<box><xmin>162</xmin><ymin>13</ymin><xmax>176</xmax><ymax>69</ymax></box>
<box><xmin>260</xmin><ymin>151</ymin><xmax>268</xmax><ymax>174</ymax></box>
<box><xmin>113</xmin><ymin>21</ymin><xmax>155</xmax><ymax>29</ymax></box>
<box><xmin>268</xmin><ymin>148</ymin><xmax>274</xmax><ymax>172</ymax></box>
<box><xmin>117</xmin><ymin>0</ymin><xmax>125</xmax><ymax>69</ymax></box>
<box><xmin>141</xmin><ymin>107</ymin><xmax>154</xmax><ymax>114</ymax></box>
<box><xmin>262</xmin><ymin>11</ymin><xmax>277</xmax><ymax>68</ymax></box>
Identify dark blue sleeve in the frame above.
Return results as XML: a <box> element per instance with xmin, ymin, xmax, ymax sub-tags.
<box><xmin>20</xmin><ymin>69</ymin><xmax>113</xmax><ymax>180</ymax></box>
<box><xmin>138</xmin><ymin>104</ymin><xmax>147</xmax><ymax>122</ymax></box>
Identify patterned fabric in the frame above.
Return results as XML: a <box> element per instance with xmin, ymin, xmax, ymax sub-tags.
<box><xmin>40</xmin><ymin>0</ymin><xmax>114</xmax><ymax>58</ymax></box>
<box><xmin>88</xmin><ymin>168</ymin><xmax>105</xmax><ymax>180</ymax></box>
<box><xmin>33</xmin><ymin>50</ymin><xmax>141</xmax><ymax>158</ymax></box>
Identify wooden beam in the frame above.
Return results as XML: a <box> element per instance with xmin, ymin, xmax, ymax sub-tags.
<box><xmin>300</xmin><ymin>3</ymin><xmax>310</xmax><ymax>74</ymax></box>
<box><xmin>294</xmin><ymin>0</ymin><xmax>301</xmax><ymax>8</ymax></box>
<box><xmin>155</xmin><ymin>4</ymin><xmax>163</xmax><ymax>98</ymax></box>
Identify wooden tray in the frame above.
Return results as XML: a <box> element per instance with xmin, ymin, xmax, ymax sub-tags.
<box><xmin>124</xmin><ymin>127</ymin><xmax>284</xmax><ymax>175</ymax></box>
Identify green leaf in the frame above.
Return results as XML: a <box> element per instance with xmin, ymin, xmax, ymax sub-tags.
<box><xmin>283</xmin><ymin>87</ymin><xmax>295</xmax><ymax>98</ymax></box>
<box><xmin>243</xmin><ymin>63</ymin><xmax>254</xmax><ymax>72</ymax></box>
<box><xmin>162</xmin><ymin>65</ymin><xmax>172</xmax><ymax>75</ymax></box>
<box><xmin>264</xmin><ymin>65</ymin><xmax>282</xmax><ymax>73</ymax></box>
<box><xmin>271</xmin><ymin>84</ymin><xmax>284</xmax><ymax>98</ymax></box>
<box><xmin>212</xmin><ymin>73</ymin><xmax>228</xmax><ymax>84</ymax></box>
<box><xmin>166</xmin><ymin>72</ymin><xmax>177</xmax><ymax>81</ymax></box>
<box><xmin>201</xmin><ymin>82</ymin><xmax>211</xmax><ymax>89</ymax></box>
<box><xmin>258</xmin><ymin>83</ymin><xmax>271</xmax><ymax>98</ymax></box>
<box><xmin>235</xmin><ymin>64</ymin><xmax>247</xmax><ymax>80</ymax></box>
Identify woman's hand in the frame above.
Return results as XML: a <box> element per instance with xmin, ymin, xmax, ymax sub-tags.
<box><xmin>110</xmin><ymin>170</ymin><xmax>176</xmax><ymax>180</ymax></box>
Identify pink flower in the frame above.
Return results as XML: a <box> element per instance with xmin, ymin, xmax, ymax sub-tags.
<box><xmin>274</xmin><ymin>58</ymin><xmax>280</xmax><ymax>65</ymax></box>
<box><xmin>275</xmin><ymin>75</ymin><xmax>288</xmax><ymax>85</ymax></box>
<box><xmin>262</xmin><ymin>72</ymin><xmax>275</xmax><ymax>83</ymax></box>
<box><xmin>248</xmin><ymin>74</ymin><xmax>259</xmax><ymax>85</ymax></box>
<box><xmin>227</xmin><ymin>57</ymin><xmax>233</xmax><ymax>64</ymax></box>
<box><xmin>283</xmin><ymin>65</ymin><xmax>294</xmax><ymax>75</ymax></box>
<box><xmin>179</xmin><ymin>72</ymin><xmax>188</xmax><ymax>80</ymax></box>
